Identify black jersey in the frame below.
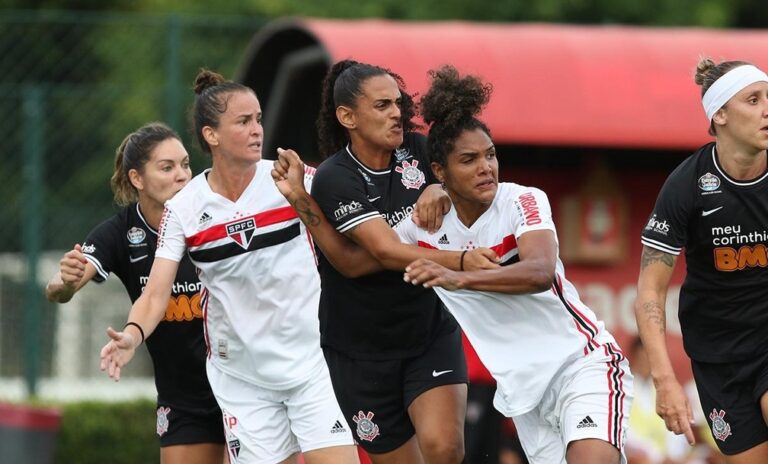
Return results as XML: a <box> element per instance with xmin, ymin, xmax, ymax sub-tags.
<box><xmin>312</xmin><ymin>132</ymin><xmax>456</xmax><ymax>360</ymax></box>
<box><xmin>641</xmin><ymin>143</ymin><xmax>768</xmax><ymax>362</ymax></box>
<box><xmin>82</xmin><ymin>203</ymin><xmax>217</xmax><ymax>411</ymax></box>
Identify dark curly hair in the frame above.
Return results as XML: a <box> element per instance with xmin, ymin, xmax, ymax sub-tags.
<box><xmin>191</xmin><ymin>68</ymin><xmax>254</xmax><ymax>154</ymax></box>
<box><xmin>316</xmin><ymin>59</ymin><xmax>419</xmax><ymax>157</ymax></box>
<box><xmin>420</xmin><ymin>65</ymin><xmax>493</xmax><ymax>166</ymax></box>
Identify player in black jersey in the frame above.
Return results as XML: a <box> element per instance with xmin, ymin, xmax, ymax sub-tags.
<box><xmin>272</xmin><ymin>60</ymin><xmax>499</xmax><ymax>463</ymax></box>
<box><xmin>635</xmin><ymin>58</ymin><xmax>768</xmax><ymax>462</ymax></box>
<box><xmin>45</xmin><ymin>123</ymin><xmax>225</xmax><ymax>464</ymax></box>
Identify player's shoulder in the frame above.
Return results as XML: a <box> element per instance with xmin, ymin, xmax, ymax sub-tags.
<box><xmin>166</xmin><ymin>171</ymin><xmax>209</xmax><ymax>209</ymax></box>
<box><xmin>665</xmin><ymin>142</ymin><xmax>714</xmax><ymax>186</ymax></box>
<box><xmin>498</xmin><ymin>182</ymin><xmax>547</xmax><ymax>201</ymax></box>
<box><xmin>314</xmin><ymin>147</ymin><xmax>358</xmax><ymax>183</ymax></box>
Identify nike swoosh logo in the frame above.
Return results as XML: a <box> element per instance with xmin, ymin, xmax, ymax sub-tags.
<box><xmin>702</xmin><ymin>206</ymin><xmax>723</xmax><ymax>217</ymax></box>
<box><xmin>129</xmin><ymin>255</ymin><xmax>148</xmax><ymax>263</ymax></box>
<box><xmin>432</xmin><ymin>369</ymin><xmax>453</xmax><ymax>377</ymax></box>
<box><xmin>367</xmin><ymin>196</ymin><xmax>381</xmax><ymax>202</ymax></box>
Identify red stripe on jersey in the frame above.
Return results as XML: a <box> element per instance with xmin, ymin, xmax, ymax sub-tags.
<box><xmin>490</xmin><ymin>234</ymin><xmax>517</xmax><ymax>257</ymax></box>
<box><xmin>417</xmin><ymin>241</ymin><xmax>438</xmax><ymax>249</ymax></box>
<box><xmin>604</xmin><ymin>343</ymin><xmax>628</xmax><ymax>448</ymax></box>
<box><xmin>186</xmin><ymin>206</ymin><xmax>299</xmax><ymax>247</ymax></box>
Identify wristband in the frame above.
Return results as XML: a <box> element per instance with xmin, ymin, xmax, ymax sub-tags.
<box><xmin>124</xmin><ymin>322</ymin><xmax>145</xmax><ymax>345</ymax></box>
<box><xmin>460</xmin><ymin>250</ymin><xmax>468</xmax><ymax>271</ymax></box>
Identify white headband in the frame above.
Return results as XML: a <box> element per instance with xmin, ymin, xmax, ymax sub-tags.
<box><xmin>702</xmin><ymin>64</ymin><xmax>768</xmax><ymax>121</ymax></box>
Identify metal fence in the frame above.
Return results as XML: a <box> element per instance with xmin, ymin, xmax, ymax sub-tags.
<box><xmin>0</xmin><ymin>10</ymin><xmax>265</xmax><ymax>397</ymax></box>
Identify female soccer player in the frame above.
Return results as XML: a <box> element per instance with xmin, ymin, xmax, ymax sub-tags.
<box><xmin>398</xmin><ymin>65</ymin><xmax>633</xmax><ymax>464</ymax></box>
<box><xmin>46</xmin><ymin>122</ymin><xmax>226</xmax><ymax>464</ymax></box>
<box><xmin>635</xmin><ymin>58</ymin><xmax>768</xmax><ymax>463</ymax></box>
<box><xmin>99</xmin><ymin>70</ymin><xmax>358</xmax><ymax>464</ymax></box>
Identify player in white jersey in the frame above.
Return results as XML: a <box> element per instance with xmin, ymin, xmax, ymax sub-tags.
<box><xmin>99</xmin><ymin>69</ymin><xmax>357</xmax><ymax>464</ymax></box>
<box><xmin>397</xmin><ymin>66</ymin><xmax>633</xmax><ymax>464</ymax></box>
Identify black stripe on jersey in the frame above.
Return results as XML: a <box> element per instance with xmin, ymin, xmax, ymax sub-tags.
<box><xmin>500</xmin><ymin>255</ymin><xmax>520</xmax><ymax>266</ymax></box>
<box><xmin>605</xmin><ymin>343</ymin><xmax>627</xmax><ymax>447</ymax></box>
<box><xmin>189</xmin><ymin>223</ymin><xmax>300</xmax><ymax>263</ymax></box>
<box><xmin>552</xmin><ymin>277</ymin><xmax>599</xmax><ymax>352</ymax></box>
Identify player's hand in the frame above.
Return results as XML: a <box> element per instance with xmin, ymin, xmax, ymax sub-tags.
<box><xmin>59</xmin><ymin>244</ymin><xmax>88</xmax><ymax>289</ymax></box>
<box><xmin>463</xmin><ymin>247</ymin><xmax>501</xmax><ymax>271</ymax></box>
<box><xmin>272</xmin><ymin>148</ymin><xmax>308</xmax><ymax>201</ymax></box>
<box><xmin>404</xmin><ymin>259</ymin><xmax>463</xmax><ymax>290</ymax></box>
<box><xmin>99</xmin><ymin>327</ymin><xmax>137</xmax><ymax>382</ymax></box>
<box><xmin>655</xmin><ymin>377</ymin><xmax>696</xmax><ymax>445</ymax></box>
<box><xmin>412</xmin><ymin>184</ymin><xmax>451</xmax><ymax>234</ymax></box>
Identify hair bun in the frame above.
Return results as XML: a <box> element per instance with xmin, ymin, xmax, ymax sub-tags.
<box><xmin>421</xmin><ymin>65</ymin><xmax>492</xmax><ymax>129</ymax></box>
<box><xmin>193</xmin><ymin>68</ymin><xmax>226</xmax><ymax>94</ymax></box>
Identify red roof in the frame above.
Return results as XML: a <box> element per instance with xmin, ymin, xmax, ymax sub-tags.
<box><xmin>300</xmin><ymin>19</ymin><xmax>768</xmax><ymax>150</ymax></box>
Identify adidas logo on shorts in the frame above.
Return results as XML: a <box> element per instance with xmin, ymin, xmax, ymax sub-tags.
<box><xmin>438</xmin><ymin>234</ymin><xmax>450</xmax><ymax>245</ymax></box>
<box><xmin>577</xmin><ymin>416</ymin><xmax>598</xmax><ymax>428</ymax></box>
<box><xmin>330</xmin><ymin>420</ymin><xmax>347</xmax><ymax>434</ymax></box>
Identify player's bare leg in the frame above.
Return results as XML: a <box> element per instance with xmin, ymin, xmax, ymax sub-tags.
<box><xmin>161</xmin><ymin>443</ymin><xmax>226</xmax><ymax>464</ymax></box>
<box><xmin>566</xmin><ymin>438</ymin><xmax>620</xmax><ymax>464</ymax></box>
<box><xmin>366</xmin><ymin>436</ymin><xmax>424</xmax><ymax>464</ymax></box>
<box><xmin>302</xmin><ymin>445</ymin><xmax>360</xmax><ymax>464</ymax></box>
<box><xmin>408</xmin><ymin>383</ymin><xmax>467</xmax><ymax>464</ymax></box>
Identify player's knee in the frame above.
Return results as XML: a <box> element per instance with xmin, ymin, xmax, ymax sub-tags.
<box><xmin>419</xmin><ymin>434</ymin><xmax>464</xmax><ymax>464</ymax></box>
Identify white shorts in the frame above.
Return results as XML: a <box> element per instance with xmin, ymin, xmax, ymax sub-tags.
<box><xmin>207</xmin><ymin>361</ymin><xmax>354</xmax><ymax>464</ymax></box>
<box><xmin>512</xmin><ymin>343</ymin><xmax>634</xmax><ymax>464</ymax></box>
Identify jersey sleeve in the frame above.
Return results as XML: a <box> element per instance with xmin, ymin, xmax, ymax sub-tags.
<box><xmin>510</xmin><ymin>187</ymin><xmax>557</xmax><ymax>238</ymax></box>
<box><xmin>640</xmin><ymin>168</ymin><xmax>692</xmax><ymax>256</ymax></box>
<box><xmin>82</xmin><ymin>217</ymin><xmax>124</xmax><ymax>283</ymax></box>
<box><xmin>393</xmin><ymin>214</ymin><xmax>420</xmax><ymax>245</ymax></box>
<box><xmin>311</xmin><ymin>161</ymin><xmax>382</xmax><ymax>233</ymax></box>
<box><xmin>303</xmin><ymin>164</ymin><xmax>316</xmax><ymax>191</ymax></box>
<box><xmin>155</xmin><ymin>206</ymin><xmax>187</xmax><ymax>262</ymax></box>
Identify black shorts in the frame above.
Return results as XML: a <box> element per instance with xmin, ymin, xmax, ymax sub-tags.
<box><xmin>156</xmin><ymin>402</ymin><xmax>226</xmax><ymax>447</ymax></box>
<box><xmin>323</xmin><ymin>323</ymin><xmax>468</xmax><ymax>454</ymax></box>
<box><xmin>691</xmin><ymin>351</ymin><xmax>768</xmax><ymax>455</ymax></box>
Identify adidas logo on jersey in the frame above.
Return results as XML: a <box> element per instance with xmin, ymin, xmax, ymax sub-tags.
<box><xmin>198</xmin><ymin>212</ymin><xmax>213</xmax><ymax>226</ymax></box>
<box><xmin>438</xmin><ymin>234</ymin><xmax>450</xmax><ymax>245</ymax></box>
<box><xmin>330</xmin><ymin>420</ymin><xmax>347</xmax><ymax>434</ymax></box>
<box><xmin>577</xmin><ymin>416</ymin><xmax>598</xmax><ymax>428</ymax></box>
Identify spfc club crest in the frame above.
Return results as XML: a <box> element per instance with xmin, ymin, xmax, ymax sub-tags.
<box><xmin>156</xmin><ymin>406</ymin><xmax>171</xmax><ymax>436</ymax></box>
<box><xmin>395</xmin><ymin>160</ymin><xmax>426</xmax><ymax>190</ymax></box>
<box><xmin>709</xmin><ymin>408</ymin><xmax>732</xmax><ymax>442</ymax></box>
<box><xmin>352</xmin><ymin>410</ymin><xmax>380</xmax><ymax>442</ymax></box>
<box><xmin>226</xmin><ymin>218</ymin><xmax>256</xmax><ymax>249</ymax></box>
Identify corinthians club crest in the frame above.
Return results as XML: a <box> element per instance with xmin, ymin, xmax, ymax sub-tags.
<box><xmin>709</xmin><ymin>408</ymin><xmax>732</xmax><ymax>442</ymax></box>
<box><xmin>352</xmin><ymin>410</ymin><xmax>380</xmax><ymax>442</ymax></box>
<box><xmin>156</xmin><ymin>406</ymin><xmax>171</xmax><ymax>436</ymax></box>
<box><xmin>395</xmin><ymin>159</ymin><xmax>426</xmax><ymax>190</ymax></box>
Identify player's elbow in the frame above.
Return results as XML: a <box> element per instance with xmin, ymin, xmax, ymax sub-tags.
<box><xmin>527</xmin><ymin>263</ymin><xmax>555</xmax><ymax>293</ymax></box>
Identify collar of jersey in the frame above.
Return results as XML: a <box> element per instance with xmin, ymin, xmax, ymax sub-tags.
<box><xmin>345</xmin><ymin>144</ymin><xmax>392</xmax><ymax>175</ymax></box>
<box><xmin>711</xmin><ymin>146</ymin><xmax>768</xmax><ymax>187</ymax></box>
<box><xmin>135</xmin><ymin>203</ymin><xmax>158</xmax><ymax>236</ymax></box>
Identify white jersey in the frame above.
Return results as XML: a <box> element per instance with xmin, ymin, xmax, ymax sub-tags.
<box><xmin>156</xmin><ymin>160</ymin><xmax>324</xmax><ymax>389</ymax></box>
<box><xmin>396</xmin><ymin>182</ymin><xmax>617</xmax><ymax>416</ymax></box>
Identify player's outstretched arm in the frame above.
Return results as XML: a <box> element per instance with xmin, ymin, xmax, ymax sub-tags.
<box><xmin>634</xmin><ymin>245</ymin><xmax>695</xmax><ymax>445</ymax></box>
<box><xmin>45</xmin><ymin>244</ymin><xmax>98</xmax><ymax>303</ymax></box>
<box><xmin>99</xmin><ymin>257</ymin><xmax>178</xmax><ymax>381</ymax></box>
